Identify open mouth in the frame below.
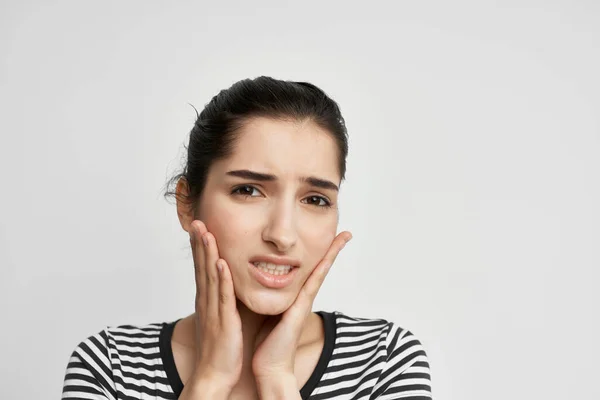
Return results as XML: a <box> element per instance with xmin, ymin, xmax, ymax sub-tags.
<box><xmin>252</xmin><ymin>261</ymin><xmax>294</xmax><ymax>275</ymax></box>
<box><xmin>248</xmin><ymin>261</ymin><xmax>299</xmax><ymax>288</ymax></box>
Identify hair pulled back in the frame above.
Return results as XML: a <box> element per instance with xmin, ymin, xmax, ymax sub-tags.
<box><xmin>164</xmin><ymin>76</ymin><xmax>348</xmax><ymax>215</ymax></box>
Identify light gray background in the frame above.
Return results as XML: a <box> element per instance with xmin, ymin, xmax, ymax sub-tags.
<box><xmin>1</xmin><ymin>1</ymin><xmax>598</xmax><ymax>399</ymax></box>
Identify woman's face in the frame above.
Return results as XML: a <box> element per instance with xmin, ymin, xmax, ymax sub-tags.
<box><xmin>195</xmin><ymin>116</ymin><xmax>341</xmax><ymax>315</ymax></box>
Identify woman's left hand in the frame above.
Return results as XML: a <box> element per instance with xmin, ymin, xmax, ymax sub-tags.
<box><xmin>251</xmin><ymin>231</ymin><xmax>353</xmax><ymax>385</ymax></box>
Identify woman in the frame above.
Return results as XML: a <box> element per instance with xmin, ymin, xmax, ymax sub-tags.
<box><xmin>62</xmin><ymin>76</ymin><xmax>432</xmax><ymax>399</ymax></box>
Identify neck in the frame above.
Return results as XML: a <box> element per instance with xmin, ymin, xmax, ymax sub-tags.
<box><xmin>181</xmin><ymin>301</ymin><xmax>282</xmax><ymax>379</ymax></box>
<box><xmin>172</xmin><ymin>304</ymin><xmax>322</xmax><ymax>397</ymax></box>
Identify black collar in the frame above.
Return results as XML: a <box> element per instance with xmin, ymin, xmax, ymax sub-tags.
<box><xmin>159</xmin><ymin>311</ymin><xmax>336</xmax><ymax>399</ymax></box>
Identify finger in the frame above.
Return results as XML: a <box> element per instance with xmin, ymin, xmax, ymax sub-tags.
<box><xmin>190</xmin><ymin>220</ymin><xmax>208</xmax><ymax>311</ymax></box>
<box><xmin>216</xmin><ymin>258</ymin><xmax>237</xmax><ymax>320</ymax></box>
<box><xmin>318</xmin><ymin>231</ymin><xmax>352</xmax><ymax>275</ymax></box>
<box><xmin>292</xmin><ymin>231</ymin><xmax>352</xmax><ymax>314</ymax></box>
<box><xmin>202</xmin><ymin>231</ymin><xmax>221</xmax><ymax>319</ymax></box>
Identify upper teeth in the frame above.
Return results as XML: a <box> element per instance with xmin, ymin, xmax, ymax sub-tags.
<box><xmin>253</xmin><ymin>261</ymin><xmax>293</xmax><ymax>272</ymax></box>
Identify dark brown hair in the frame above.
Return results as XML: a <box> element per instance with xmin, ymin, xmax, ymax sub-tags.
<box><xmin>164</xmin><ymin>76</ymin><xmax>348</xmax><ymax>215</ymax></box>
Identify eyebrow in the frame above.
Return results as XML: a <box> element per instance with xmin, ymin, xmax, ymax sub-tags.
<box><xmin>226</xmin><ymin>169</ymin><xmax>339</xmax><ymax>192</ymax></box>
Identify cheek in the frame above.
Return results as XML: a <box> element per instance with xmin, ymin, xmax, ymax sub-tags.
<box><xmin>304</xmin><ymin>223</ymin><xmax>337</xmax><ymax>268</ymax></box>
<box><xmin>201</xmin><ymin>201</ymin><xmax>256</xmax><ymax>264</ymax></box>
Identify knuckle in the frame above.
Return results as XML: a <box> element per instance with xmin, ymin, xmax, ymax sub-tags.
<box><xmin>206</xmin><ymin>266</ymin><xmax>218</xmax><ymax>281</ymax></box>
<box><xmin>193</xmin><ymin>262</ymin><xmax>202</xmax><ymax>275</ymax></box>
<box><xmin>207</xmin><ymin>273</ymin><xmax>219</xmax><ymax>286</ymax></box>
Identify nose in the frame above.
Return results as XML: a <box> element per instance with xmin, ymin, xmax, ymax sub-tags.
<box><xmin>261</xmin><ymin>201</ymin><xmax>298</xmax><ymax>252</ymax></box>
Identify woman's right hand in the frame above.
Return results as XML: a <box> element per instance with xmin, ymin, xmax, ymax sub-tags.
<box><xmin>183</xmin><ymin>220</ymin><xmax>243</xmax><ymax>398</ymax></box>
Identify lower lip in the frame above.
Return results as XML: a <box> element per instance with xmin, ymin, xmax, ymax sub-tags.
<box><xmin>248</xmin><ymin>262</ymin><xmax>299</xmax><ymax>289</ymax></box>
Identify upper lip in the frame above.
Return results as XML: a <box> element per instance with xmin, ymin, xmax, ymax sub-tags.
<box><xmin>250</xmin><ymin>255</ymin><xmax>301</xmax><ymax>268</ymax></box>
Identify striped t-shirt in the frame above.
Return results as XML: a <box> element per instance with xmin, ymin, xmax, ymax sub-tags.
<box><xmin>62</xmin><ymin>311</ymin><xmax>432</xmax><ymax>399</ymax></box>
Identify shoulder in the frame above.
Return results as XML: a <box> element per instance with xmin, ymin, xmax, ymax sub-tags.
<box><xmin>329</xmin><ymin>311</ymin><xmax>432</xmax><ymax>396</ymax></box>
<box><xmin>333</xmin><ymin>310</ymin><xmax>429</xmax><ymax>365</ymax></box>
<box><xmin>65</xmin><ymin>321</ymin><xmax>169</xmax><ymax>374</ymax></box>
<box><xmin>332</xmin><ymin>310</ymin><xmax>426</xmax><ymax>343</ymax></box>
<box><xmin>69</xmin><ymin>321</ymin><xmax>167</xmax><ymax>359</ymax></box>
<box><xmin>62</xmin><ymin>321</ymin><xmax>173</xmax><ymax>398</ymax></box>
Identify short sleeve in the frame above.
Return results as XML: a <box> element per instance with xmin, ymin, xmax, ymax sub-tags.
<box><xmin>370</xmin><ymin>323</ymin><xmax>432</xmax><ymax>399</ymax></box>
<box><xmin>61</xmin><ymin>330</ymin><xmax>117</xmax><ymax>400</ymax></box>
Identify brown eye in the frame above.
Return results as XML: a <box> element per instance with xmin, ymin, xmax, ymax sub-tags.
<box><xmin>232</xmin><ymin>185</ymin><xmax>260</xmax><ymax>197</ymax></box>
<box><xmin>304</xmin><ymin>195</ymin><xmax>331</xmax><ymax>207</ymax></box>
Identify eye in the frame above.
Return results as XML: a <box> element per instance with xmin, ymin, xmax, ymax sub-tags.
<box><xmin>303</xmin><ymin>195</ymin><xmax>331</xmax><ymax>208</ymax></box>
<box><xmin>231</xmin><ymin>185</ymin><xmax>262</xmax><ymax>197</ymax></box>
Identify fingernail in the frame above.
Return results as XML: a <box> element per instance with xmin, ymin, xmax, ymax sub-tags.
<box><xmin>217</xmin><ymin>260</ymin><xmax>223</xmax><ymax>273</ymax></box>
<box><xmin>202</xmin><ymin>234</ymin><xmax>208</xmax><ymax>247</ymax></box>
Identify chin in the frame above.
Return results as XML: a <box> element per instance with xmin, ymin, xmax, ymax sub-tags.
<box><xmin>240</xmin><ymin>291</ymin><xmax>296</xmax><ymax>316</ymax></box>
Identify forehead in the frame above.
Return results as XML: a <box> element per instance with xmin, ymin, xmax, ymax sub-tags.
<box><xmin>219</xmin><ymin>116</ymin><xmax>341</xmax><ymax>183</ymax></box>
